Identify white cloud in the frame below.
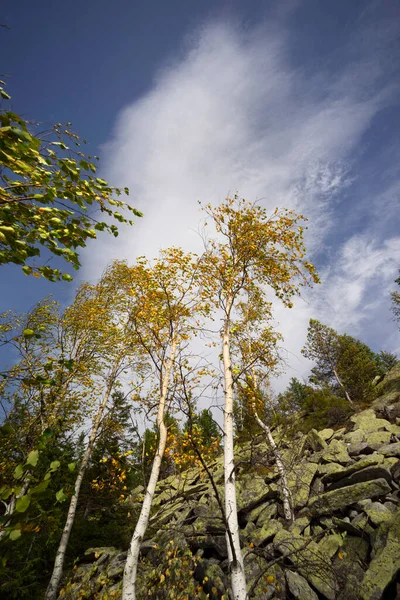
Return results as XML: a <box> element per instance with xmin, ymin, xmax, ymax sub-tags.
<box><xmin>81</xmin><ymin>17</ymin><xmax>399</xmax><ymax>393</ymax></box>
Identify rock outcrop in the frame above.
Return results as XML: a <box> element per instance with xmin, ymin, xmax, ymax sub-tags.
<box><xmin>59</xmin><ymin>366</ymin><xmax>400</xmax><ymax>600</ymax></box>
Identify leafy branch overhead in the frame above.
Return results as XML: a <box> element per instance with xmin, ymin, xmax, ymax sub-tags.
<box><xmin>0</xmin><ymin>82</ymin><xmax>142</xmax><ymax>281</ymax></box>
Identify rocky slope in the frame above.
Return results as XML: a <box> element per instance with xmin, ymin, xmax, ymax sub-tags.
<box><xmin>59</xmin><ymin>364</ymin><xmax>400</xmax><ymax>600</ymax></box>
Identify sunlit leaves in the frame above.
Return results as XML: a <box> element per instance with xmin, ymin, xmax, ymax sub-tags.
<box><xmin>25</xmin><ymin>450</ymin><xmax>39</xmax><ymax>467</ymax></box>
<box><xmin>0</xmin><ymin>83</ymin><xmax>142</xmax><ymax>281</ymax></box>
<box><xmin>15</xmin><ymin>495</ymin><xmax>30</xmax><ymax>513</ymax></box>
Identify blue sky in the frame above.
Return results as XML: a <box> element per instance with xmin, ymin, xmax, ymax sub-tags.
<box><xmin>1</xmin><ymin>0</ymin><xmax>400</xmax><ymax>389</ymax></box>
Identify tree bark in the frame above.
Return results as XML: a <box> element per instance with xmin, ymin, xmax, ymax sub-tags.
<box><xmin>222</xmin><ymin>298</ymin><xmax>248</xmax><ymax>600</ymax></box>
<box><xmin>252</xmin><ymin>403</ymin><xmax>294</xmax><ymax>522</ymax></box>
<box><xmin>45</xmin><ymin>371</ymin><xmax>117</xmax><ymax>600</ymax></box>
<box><xmin>332</xmin><ymin>368</ymin><xmax>354</xmax><ymax>407</ymax></box>
<box><xmin>122</xmin><ymin>339</ymin><xmax>177</xmax><ymax>600</ymax></box>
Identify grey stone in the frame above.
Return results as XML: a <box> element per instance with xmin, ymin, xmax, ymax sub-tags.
<box><xmin>286</xmin><ymin>570</ymin><xmax>319</xmax><ymax>600</ymax></box>
<box><xmin>365</xmin><ymin>430</ymin><xmax>392</xmax><ymax>447</ymax></box>
<box><xmin>255</xmin><ymin>503</ymin><xmax>277</xmax><ymax>527</ymax></box>
<box><xmin>348</xmin><ymin>442</ymin><xmax>375</xmax><ymax>456</ymax></box>
<box><xmin>364</xmin><ymin>502</ymin><xmax>394</xmax><ymax>526</ymax></box>
<box><xmin>350</xmin><ymin>409</ymin><xmax>392</xmax><ymax>434</ymax></box>
<box><xmin>379</xmin><ymin>441</ymin><xmax>400</xmax><ymax>457</ymax></box>
<box><xmin>344</xmin><ymin>429</ymin><xmax>366</xmax><ymax>444</ymax></box>
<box><xmin>317</xmin><ymin>533</ymin><xmax>343</xmax><ymax>558</ymax></box>
<box><xmin>319</xmin><ymin>428</ymin><xmax>335</xmax><ymax>441</ymax></box>
<box><xmin>318</xmin><ymin>462</ymin><xmax>344</xmax><ymax>479</ymax></box>
<box><xmin>360</xmin><ymin>509</ymin><xmax>400</xmax><ymax>600</ymax></box>
<box><xmin>321</xmin><ymin>455</ymin><xmax>384</xmax><ymax>484</ymax></box>
<box><xmin>304</xmin><ymin>428</ymin><xmax>328</xmax><ymax>452</ymax></box>
<box><xmin>321</xmin><ymin>439</ymin><xmax>351</xmax><ymax>465</ymax></box>
<box><xmin>308</xmin><ymin>478</ymin><xmax>391</xmax><ymax>516</ymax></box>
<box><xmin>274</xmin><ymin>529</ymin><xmax>337</xmax><ymax>599</ymax></box>
<box><xmin>327</xmin><ymin>465</ymin><xmax>393</xmax><ymax>492</ymax></box>
<box><xmin>331</xmin><ymin>516</ymin><xmax>365</xmax><ymax>537</ymax></box>
<box><xmin>288</xmin><ymin>462</ymin><xmax>318</xmax><ymax>508</ymax></box>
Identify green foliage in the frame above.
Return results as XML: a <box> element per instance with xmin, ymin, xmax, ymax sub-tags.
<box><xmin>335</xmin><ymin>334</ymin><xmax>379</xmax><ymax>402</ymax></box>
<box><xmin>276</xmin><ymin>381</ymin><xmax>352</xmax><ymax>432</ymax></box>
<box><xmin>391</xmin><ymin>271</ymin><xmax>400</xmax><ymax>326</ymax></box>
<box><xmin>303</xmin><ymin>318</ymin><xmax>384</xmax><ymax>404</ymax></box>
<box><xmin>374</xmin><ymin>350</ymin><xmax>398</xmax><ymax>376</ymax></box>
<box><xmin>0</xmin><ymin>82</ymin><xmax>141</xmax><ymax>281</ymax></box>
<box><xmin>138</xmin><ymin>538</ymin><xmax>201</xmax><ymax>600</ymax></box>
<box><xmin>185</xmin><ymin>409</ymin><xmax>220</xmax><ymax>447</ymax></box>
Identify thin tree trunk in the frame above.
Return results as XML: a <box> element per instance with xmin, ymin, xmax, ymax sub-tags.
<box><xmin>45</xmin><ymin>372</ymin><xmax>117</xmax><ymax>600</ymax></box>
<box><xmin>332</xmin><ymin>368</ymin><xmax>354</xmax><ymax>407</ymax></box>
<box><xmin>222</xmin><ymin>299</ymin><xmax>248</xmax><ymax>600</ymax></box>
<box><xmin>252</xmin><ymin>403</ymin><xmax>294</xmax><ymax>522</ymax></box>
<box><xmin>0</xmin><ymin>477</ymin><xmax>30</xmax><ymax>541</ymax></box>
<box><xmin>122</xmin><ymin>340</ymin><xmax>177</xmax><ymax>600</ymax></box>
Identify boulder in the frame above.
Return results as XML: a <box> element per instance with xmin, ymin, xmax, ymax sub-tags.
<box><xmin>360</xmin><ymin>509</ymin><xmax>400</xmax><ymax>600</ymax></box>
<box><xmin>344</xmin><ymin>429</ymin><xmax>365</xmax><ymax>444</ymax></box>
<box><xmin>321</xmin><ymin>455</ymin><xmax>384</xmax><ymax>484</ymax></box>
<box><xmin>319</xmin><ymin>428</ymin><xmax>335</xmax><ymax>441</ymax></box>
<box><xmin>253</xmin><ymin>519</ymin><xmax>282</xmax><ymax>545</ymax></box>
<box><xmin>308</xmin><ymin>478</ymin><xmax>391</xmax><ymax>516</ymax></box>
<box><xmin>365</xmin><ymin>431</ymin><xmax>392</xmax><ymax>447</ymax></box>
<box><xmin>286</xmin><ymin>570</ymin><xmax>319</xmax><ymax>600</ymax></box>
<box><xmin>237</xmin><ymin>474</ymin><xmax>276</xmax><ymax>512</ymax></box>
<box><xmin>273</xmin><ymin>529</ymin><xmax>338</xmax><ymax>599</ymax></box>
<box><xmin>391</xmin><ymin>459</ymin><xmax>400</xmax><ymax>484</ymax></box>
<box><xmin>363</xmin><ymin>502</ymin><xmax>394</xmax><ymax>526</ymax></box>
<box><xmin>317</xmin><ymin>533</ymin><xmax>343</xmax><ymax>558</ymax></box>
<box><xmin>288</xmin><ymin>462</ymin><xmax>318</xmax><ymax>508</ymax></box>
<box><xmin>327</xmin><ymin>465</ymin><xmax>393</xmax><ymax>492</ymax></box>
<box><xmin>379</xmin><ymin>441</ymin><xmax>400</xmax><ymax>457</ymax></box>
<box><xmin>255</xmin><ymin>503</ymin><xmax>277</xmax><ymax>527</ymax></box>
<box><xmin>348</xmin><ymin>441</ymin><xmax>375</xmax><ymax>456</ymax></box>
<box><xmin>350</xmin><ymin>409</ymin><xmax>392</xmax><ymax>434</ymax></box>
<box><xmin>304</xmin><ymin>429</ymin><xmax>327</xmax><ymax>452</ymax></box>
<box><xmin>321</xmin><ymin>439</ymin><xmax>351</xmax><ymax>465</ymax></box>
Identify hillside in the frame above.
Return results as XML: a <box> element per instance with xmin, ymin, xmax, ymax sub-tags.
<box><xmin>58</xmin><ymin>363</ymin><xmax>400</xmax><ymax>600</ymax></box>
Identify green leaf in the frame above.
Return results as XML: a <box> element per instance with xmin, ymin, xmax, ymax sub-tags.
<box><xmin>62</xmin><ymin>273</ymin><xmax>73</xmax><ymax>281</ymax></box>
<box><xmin>15</xmin><ymin>495</ymin><xmax>30</xmax><ymax>513</ymax></box>
<box><xmin>56</xmin><ymin>488</ymin><xmax>67</xmax><ymax>502</ymax></box>
<box><xmin>22</xmin><ymin>328</ymin><xmax>35</xmax><ymax>337</ymax></box>
<box><xmin>67</xmin><ymin>462</ymin><xmax>76</xmax><ymax>472</ymax></box>
<box><xmin>14</xmin><ymin>464</ymin><xmax>24</xmax><ymax>480</ymax></box>
<box><xmin>25</xmin><ymin>450</ymin><xmax>39</xmax><ymax>467</ymax></box>
<box><xmin>49</xmin><ymin>460</ymin><xmax>61</xmax><ymax>472</ymax></box>
<box><xmin>30</xmin><ymin>479</ymin><xmax>50</xmax><ymax>496</ymax></box>
<box><xmin>0</xmin><ymin>486</ymin><xmax>13</xmax><ymax>500</ymax></box>
<box><xmin>9</xmin><ymin>529</ymin><xmax>22</xmax><ymax>541</ymax></box>
<box><xmin>0</xmin><ymin>89</ymin><xmax>11</xmax><ymax>100</ymax></box>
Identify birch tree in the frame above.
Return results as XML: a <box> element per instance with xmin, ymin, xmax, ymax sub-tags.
<box><xmin>231</xmin><ymin>291</ymin><xmax>294</xmax><ymax>521</ymax></box>
<box><xmin>0</xmin><ymin>299</ymin><xmax>97</xmax><ymax>541</ymax></box>
<box><xmin>200</xmin><ymin>197</ymin><xmax>319</xmax><ymax>600</ymax></box>
<box><xmin>104</xmin><ymin>249</ymin><xmax>206</xmax><ymax>600</ymax></box>
<box><xmin>45</xmin><ymin>268</ymin><xmax>138</xmax><ymax>600</ymax></box>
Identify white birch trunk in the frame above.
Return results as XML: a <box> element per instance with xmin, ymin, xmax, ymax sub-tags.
<box><xmin>333</xmin><ymin>368</ymin><xmax>354</xmax><ymax>407</ymax></box>
<box><xmin>45</xmin><ymin>373</ymin><xmax>117</xmax><ymax>600</ymax></box>
<box><xmin>0</xmin><ymin>477</ymin><xmax>31</xmax><ymax>541</ymax></box>
<box><xmin>222</xmin><ymin>301</ymin><xmax>248</xmax><ymax>600</ymax></box>
<box><xmin>252</xmin><ymin>404</ymin><xmax>294</xmax><ymax>521</ymax></box>
<box><xmin>122</xmin><ymin>340</ymin><xmax>177</xmax><ymax>600</ymax></box>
